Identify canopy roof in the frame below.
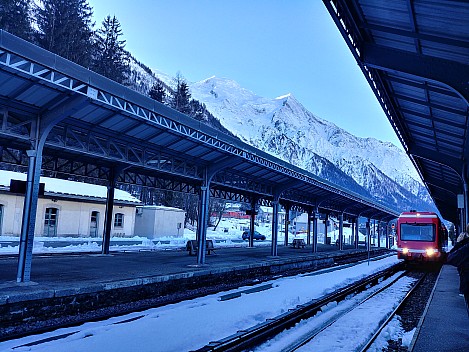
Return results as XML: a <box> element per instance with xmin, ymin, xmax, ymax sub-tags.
<box><xmin>323</xmin><ymin>0</ymin><xmax>469</xmax><ymax>223</ymax></box>
<box><xmin>0</xmin><ymin>30</ymin><xmax>398</xmax><ymax>220</ymax></box>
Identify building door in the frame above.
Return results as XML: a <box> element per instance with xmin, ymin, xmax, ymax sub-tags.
<box><xmin>90</xmin><ymin>211</ymin><xmax>99</xmax><ymax>237</ymax></box>
<box><xmin>44</xmin><ymin>207</ymin><xmax>58</xmax><ymax>237</ymax></box>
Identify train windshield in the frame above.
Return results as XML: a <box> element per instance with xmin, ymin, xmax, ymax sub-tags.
<box><xmin>400</xmin><ymin>223</ymin><xmax>435</xmax><ymax>241</ymax></box>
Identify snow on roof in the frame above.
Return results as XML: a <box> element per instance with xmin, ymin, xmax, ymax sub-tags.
<box><xmin>137</xmin><ymin>205</ymin><xmax>184</xmax><ymax>212</ymax></box>
<box><xmin>0</xmin><ymin>170</ymin><xmax>140</xmax><ymax>203</ymax></box>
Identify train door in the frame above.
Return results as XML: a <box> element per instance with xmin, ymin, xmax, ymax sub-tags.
<box><xmin>89</xmin><ymin>211</ymin><xmax>99</xmax><ymax>237</ymax></box>
<box><xmin>44</xmin><ymin>207</ymin><xmax>58</xmax><ymax>237</ymax></box>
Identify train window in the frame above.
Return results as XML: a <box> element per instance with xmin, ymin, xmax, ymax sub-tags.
<box><xmin>400</xmin><ymin>223</ymin><xmax>435</xmax><ymax>241</ymax></box>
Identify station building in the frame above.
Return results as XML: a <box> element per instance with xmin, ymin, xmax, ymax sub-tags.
<box><xmin>0</xmin><ymin>170</ymin><xmax>140</xmax><ymax>238</ymax></box>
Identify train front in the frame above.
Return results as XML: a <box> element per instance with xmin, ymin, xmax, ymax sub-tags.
<box><xmin>396</xmin><ymin>212</ymin><xmax>443</xmax><ymax>262</ymax></box>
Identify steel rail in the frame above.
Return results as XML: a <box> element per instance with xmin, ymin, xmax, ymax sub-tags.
<box><xmin>282</xmin><ymin>270</ymin><xmax>414</xmax><ymax>352</ymax></box>
<box><xmin>192</xmin><ymin>262</ymin><xmax>405</xmax><ymax>352</ymax></box>
<box><xmin>358</xmin><ymin>271</ymin><xmax>429</xmax><ymax>352</ymax></box>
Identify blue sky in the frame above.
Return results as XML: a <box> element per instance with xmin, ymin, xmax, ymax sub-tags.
<box><xmin>88</xmin><ymin>0</ymin><xmax>401</xmax><ymax>147</ymax></box>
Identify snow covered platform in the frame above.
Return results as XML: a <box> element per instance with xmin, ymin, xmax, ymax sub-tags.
<box><xmin>411</xmin><ymin>265</ymin><xmax>469</xmax><ymax>352</ymax></box>
<box><xmin>0</xmin><ymin>246</ymin><xmax>388</xmax><ymax>338</ymax></box>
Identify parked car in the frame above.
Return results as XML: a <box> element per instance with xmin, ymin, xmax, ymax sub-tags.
<box><xmin>242</xmin><ymin>230</ymin><xmax>266</xmax><ymax>241</ymax></box>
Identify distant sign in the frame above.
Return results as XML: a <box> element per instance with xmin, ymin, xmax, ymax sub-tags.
<box><xmin>10</xmin><ymin>179</ymin><xmax>45</xmax><ymax>196</ymax></box>
<box><xmin>458</xmin><ymin>194</ymin><xmax>464</xmax><ymax>209</ymax></box>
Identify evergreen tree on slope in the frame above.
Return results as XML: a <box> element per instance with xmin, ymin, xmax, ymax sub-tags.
<box><xmin>35</xmin><ymin>0</ymin><xmax>94</xmax><ymax>67</ymax></box>
<box><xmin>149</xmin><ymin>80</ymin><xmax>166</xmax><ymax>104</ymax></box>
<box><xmin>170</xmin><ymin>72</ymin><xmax>191</xmax><ymax>115</ymax></box>
<box><xmin>93</xmin><ymin>15</ymin><xmax>130</xmax><ymax>84</ymax></box>
<box><xmin>0</xmin><ymin>0</ymin><xmax>33</xmax><ymax>40</ymax></box>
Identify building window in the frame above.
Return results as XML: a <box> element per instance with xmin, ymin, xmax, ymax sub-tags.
<box><xmin>90</xmin><ymin>211</ymin><xmax>100</xmax><ymax>237</ymax></box>
<box><xmin>44</xmin><ymin>207</ymin><xmax>58</xmax><ymax>236</ymax></box>
<box><xmin>114</xmin><ymin>213</ymin><xmax>124</xmax><ymax>228</ymax></box>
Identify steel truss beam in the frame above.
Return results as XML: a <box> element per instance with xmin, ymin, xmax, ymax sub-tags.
<box><xmin>0</xmin><ymin>34</ymin><xmax>398</xmax><ymax>223</ymax></box>
<box><xmin>212</xmin><ymin>170</ymin><xmax>273</xmax><ymax>196</ymax></box>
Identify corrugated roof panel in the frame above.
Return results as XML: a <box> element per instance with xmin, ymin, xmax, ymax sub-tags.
<box><xmin>373</xmin><ymin>36</ymin><xmax>416</xmax><ymax>53</ymax></box>
<box><xmin>435</xmin><ymin>132</ymin><xmax>463</xmax><ymax>145</ymax></box>
<box><xmin>420</xmin><ymin>42</ymin><xmax>469</xmax><ymax>64</ymax></box>
<box><xmin>390</xmin><ymin>82</ymin><xmax>425</xmax><ymax>99</ymax></box>
<box><xmin>403</xmin><ymin>112</ymin><xmax>431</xmax><ymax>126</ymax></box>
<box><xmin>433</xmin><ymin>121</ymin><xmax>465</xmax><ymax>136</ymax></box>
<box><xmin>184</xmin><ymin>145</ymin><xmax>210</xmax><ymax>158</ymax></box>
<box><xmin>360</xmin><ymin>0</ymin><xmax>411</xmax><ymax>29</ymax></box>
<box><xmin>17</xmin><ymin>85</ymin><xmax>61</xmax><ymax>107</ymax></box>
<box><xmin>125</xmin><ymin>124</ymin><xmax>159</xmax><ymax>139</ymax></box>
<box><xmin>167</xmin><ymin>139</ymin><xmax>196</xmax><ymax>151</ymax></box>
<box><xmin>428</xmin><ymin>90</ymin><xmax>467</xmax><ymax>111</ymax></box>
<box><xmin>397</xmin><ymin>100</ymin><xmax>430</xmax><ymax>115</ymax></box>
<box><xmin>147</xmin><ymin>133</ymin><xmax>179</xmax><ymax>146</ymax></box>
<box><xmin>432</xmin><ymin>108</ymin><xmax>466</xmax><ymax>125</ymax></box>
<box><xmin>414</xmin><ymin>1</ymin><xmax>469</xmax><ymax>39</ymax></box>
<box><xmin>413</xmin><ymin>134</ymin><xmax>435</xmax><ymax>145</ymax></box>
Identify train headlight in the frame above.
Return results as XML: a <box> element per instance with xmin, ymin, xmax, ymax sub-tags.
<box><xmin>402</xmin><ymin>248</ymin><xmax>409</xmax><ymax>254</ymax></box>
<box><xmin>426</xmin><ymin>248</ymin><xmax>437</xmax><ymax>256</ymax></box>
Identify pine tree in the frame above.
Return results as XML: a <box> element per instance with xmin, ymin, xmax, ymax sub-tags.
<box><xmin>170</xmin><ymin>72</ymin><xmax>191</xmax><ymax>115</ymax></box>
<box><xmin>35</xmin><ymin>0</ymin><xmax>94</xmax><ymax>67</ymax></box>
<box><xmin>149</xmin><ymin>80</ymin><xmax>166</xmax><ymax>104</ymax></box>
<box><xmin>0</xmin><ymin>0</ymin><xmax>33</xmax><ymax>40</ymax></box>
<box><xmin>93</xmin><ymin>15</ymin><xmax>130</xmax><ymax>84</ymax></box>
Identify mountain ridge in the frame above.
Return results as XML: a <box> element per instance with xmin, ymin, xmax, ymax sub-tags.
<box><xmin>128</xmin><ymin>61</ymin><xmax>435</xmax><ymax>213</ymax></box>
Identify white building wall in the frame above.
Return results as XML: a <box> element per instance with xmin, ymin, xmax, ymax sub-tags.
<box><xmin>0</xmin><ymin>193</ymin><xmax>136</xmax><ymax>237</ymax></box>
<box><xmin>134</xmin><ymin>206</ymin><xmax>185</xmax><ymax>238</ymax></box>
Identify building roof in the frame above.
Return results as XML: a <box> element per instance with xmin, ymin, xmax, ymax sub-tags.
<box><xmin>323</xmin><ymin>0</ymin><xmax>469</xmax><ymax>223</ymax></box>
<box><xmin>0</xmin><ymin>170</ymin><xmax>140</xmax><ymax>203</ymax></box>
<box><xmin>0</xmin><ymin>30</ymin><xmax>398</xmax><ymax>221</ymax></box>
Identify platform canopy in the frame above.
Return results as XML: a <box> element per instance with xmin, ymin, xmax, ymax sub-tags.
<box><xmin>0</xmin><ymin>30</ymin><xmax>398</xmax><ymax>221</ymax></box>
<box><xmin>323</xmin><ymin>0</ymin><xmax>469</xmax><ymax>224</ymax></box>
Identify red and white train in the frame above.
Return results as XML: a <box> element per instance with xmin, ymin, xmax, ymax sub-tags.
<box><xmin>396</xmin><ymin>211</ymin><xmax>447</xmax><ymax>262</ymax></box>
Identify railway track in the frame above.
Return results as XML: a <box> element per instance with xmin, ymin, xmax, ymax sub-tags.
<box><xmin>193</xmin><ymin>262</ymin><xmax>408</xmax><ymax>352</ymax></box>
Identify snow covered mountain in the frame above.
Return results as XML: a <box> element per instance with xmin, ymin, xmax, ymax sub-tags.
<box><xmin>189</xmin><ymin>76</ymin><xmax>433</xmax><ymax>211</ymax></box>
<box><xmin>128</xmin><ymin>61</ymin><xmax>434</xmax><ymax>212</ymax></box>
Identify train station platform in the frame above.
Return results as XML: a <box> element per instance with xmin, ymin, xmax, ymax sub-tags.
<box><xmin>411</xmin><ymin>265</ymin><xmax>469</xmax><ymax>352</ymax></box>
<box><xmin>0</xmin><ymin>244</ymin><xmax>387</xmax><ymax>340</ymax></box>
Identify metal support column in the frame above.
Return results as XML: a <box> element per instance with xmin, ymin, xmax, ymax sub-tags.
<box><xmin>196</xmin><ymin>183</ymin><xmax>210</xmax><ymax>265</ymax></box>
<box><xmin>271</xmin><ymin>200</ymin><xmax>279</xmax><ymax>257</ymax></box>
<box><xmin>16</xmin><ymin>96</ymin><xmax>89</xmax><ymax>282</ymax></box>
<box><xmin>249</xmin><ymin>198</ymin><xmax>257</xmax><ymax>248</ymax></box>
<box><xmin>102</xmin><ymin>167</ymin><xmax>117</xmax><ymax>255</ymax></box>
<box><xmin>377</xmin><ymin>220</ymin><xmax>381</xmax><ymax>248</ymax></box>
<box><xmin>324</xmin><ymin>213</ymin><xmax>329</xmax><ymax>245</ymax></box>
<box><xmin>373</xmin><ymin>219</ymin><xmax>376</xmax><ymax>247</ymax></box>
<box><xmin>463</xmin><ymin>165</ymin><xmax>469</xmax><ymax>231</ymax></box>
<box><xmin>312</xmin><ymin>210</ymin><xmax>318</xmax><ymax>253</ymax></box>
<box><xmin>338</xmin><ymin>213</ymin><xmax>344</xmax><ymax>250</ymax></box>
<box><xmin>307</xmin><ymin>209</ymin><xmax>312</xmax><ymax>246</ymax></box>
<box><xmin>355</xmin><ymin>217</ymin><xmax>360</xmax><ymax>249</ymax></box>
<box><xmin>351</xmin><ymin>218</ymin><xmax>355</xmax><ymax>247</ymax></box>
<box><xmin>284</xmin><ymin>205</ymin><xmax>290</xmax><ymax>246</ymax></box>
<box><xmin>385</xmin><ymin>221</ymin><xmax>390</xmax><ymax>249</ymax></box>
<box><xmin>16</xmin><ymin>149</ymin><xmax>42</xmax><ymax>283</ymax></box>
<box><xmin>367</xmin><ymin>218</ymin><xmax>371</xmax><ymax>255</ymax></box>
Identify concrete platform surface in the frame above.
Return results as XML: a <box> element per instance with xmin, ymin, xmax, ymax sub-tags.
<box><xmin>412</xmin><ymin>265</ymin><xmax>469</xmax><ymax>352</ymax></box>
<box><xmin>0</xmin><ymin>244</ymin><xmax>373</xmax><ymax>305</ymax></box>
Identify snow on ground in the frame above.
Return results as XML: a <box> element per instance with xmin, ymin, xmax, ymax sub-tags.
<box><xmin>254</xmin><ymin>273</ymin><xmax>415</xmax><ymax>352</ymax></box>
<box><xmin>0</xmin><ymin>257</ymin><xmax>406</xmax><ymax>352</ymax></box>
